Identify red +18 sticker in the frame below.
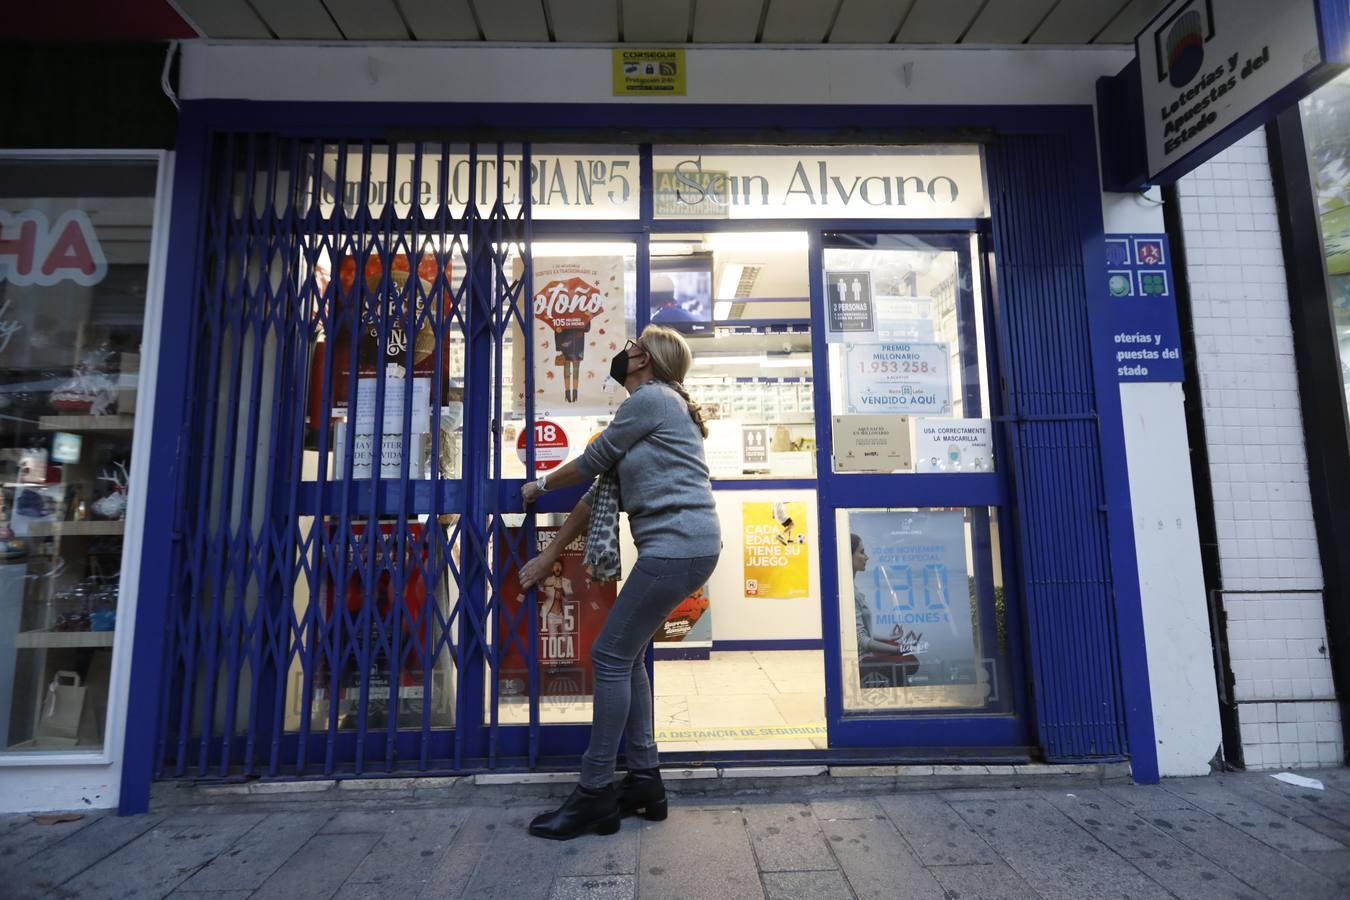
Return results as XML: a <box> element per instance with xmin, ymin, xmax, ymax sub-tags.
<box><xmin>517</xmin><ymin>420</ymin><xmax>569</xmax><ymax>472</ymax></box>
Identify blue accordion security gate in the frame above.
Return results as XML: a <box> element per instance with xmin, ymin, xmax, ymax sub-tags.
<box><xmin>154</xmin><ymin>136</ymin><xmax>557</xmax><ymax>777</ymax></box>
<box><xmin>121</xmin><ymin>108</ymin><xmax>1159</xmax><ymax>803</ymax></box>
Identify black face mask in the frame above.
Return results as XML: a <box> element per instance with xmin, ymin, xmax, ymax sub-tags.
<box><xmin>609</xmin><ymin>349</ymin><xmax>632</xmax><ymax>385</ymax></box>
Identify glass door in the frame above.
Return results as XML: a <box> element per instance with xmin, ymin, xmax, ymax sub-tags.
<box><xmin>810</xmin><ymin>232</ymin><xmax>1028</xmax><ymax>749</ymax></box>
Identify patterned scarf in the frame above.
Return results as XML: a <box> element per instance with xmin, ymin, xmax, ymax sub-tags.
<box><xmin>582</xmin><ymin>469</ymin><xmax>622</xmax><ymax>583</ymax></box>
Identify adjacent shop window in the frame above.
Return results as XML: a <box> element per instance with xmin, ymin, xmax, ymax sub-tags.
<box><xmin>824</xmin><ymin>235</ymin><xmax>994</xmax><ymax>474</ymax></box>
<box><xmin>0</xmin><ymin>158</ymin><xmax>158</xmax><ymax>753</ymax></box>
<box><xmin>1299</xmin><ymin>71</ymin><xmax>1350</xmax><ymax>410</ymax></box>
<box><xmin>835</xmin><ymin>507</ymin><xmax>1013</xmax><ymax>715</ymax></box>
<box><xmin>652</xmin><ymin>146</ymin><xmax>988</xmax><ymax>220</ymax></box>
<box><xmin>657</xmin><ymin>232</ymin><xmax>817</xmax><ymax>479</ymax></box>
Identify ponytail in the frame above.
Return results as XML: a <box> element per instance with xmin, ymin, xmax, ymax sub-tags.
<box><xmin>665</xmin><ymin>378</ymin><xmax>709</xmax><ymax>439</ymax></box>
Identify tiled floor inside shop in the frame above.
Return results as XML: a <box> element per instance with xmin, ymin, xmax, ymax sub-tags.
<box><xmin>654</xmin><ymin>650</ymin><xmax>826</xmax><ymax>752</ymax></box>
<box><xmin>496</xmin><ymin>649</ymin><xmax>828</xmax><ymax>752</ymax></box>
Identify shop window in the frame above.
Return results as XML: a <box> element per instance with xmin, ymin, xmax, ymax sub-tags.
<box><xmin>655</xmin><ymin>231</ymin><xmax>817</xmax><ymax>480</ymax></box>
<box><xmin>1300</xmin><ymin>71</ymin><xmax>1350</xmax><ymax>411</ymax></box>
<box><xmin>835</xmin><ymin>507</ymin><xmax>1013</xmax><ymax>715</ymax></box>
<box><xmin>495</xmin><ymin>240</ymin><xmax>638</xmax><ymax>724</ymax></box>
<box><xmin>286</xmin><ymin>142</ymin><xmax>475</xmax><ymax>736</ymax></box>
<box><xmin>0</xmin><ymin>158</ymin><xmax>159</xmax><ymax>753</ymax></box>
<box><xmin>499</xmin><ymin>239</ymin><xmax>639</xmax><ymax>477</ymax></box>
<box><xmin>824</xmin><ymin>235</ymin><xmax>994</xmax><ymax>475</ymax></box>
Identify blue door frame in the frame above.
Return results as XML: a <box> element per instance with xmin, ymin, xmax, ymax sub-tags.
<box><xmin>118</xmin><ymin>101</ymin><xmax>1157</xmax><ymax>814</ymax></box>
<box><xmin>809</xmin><ymin>230</ymin><xmax>1030</xmax><ymax>750</ymax></box>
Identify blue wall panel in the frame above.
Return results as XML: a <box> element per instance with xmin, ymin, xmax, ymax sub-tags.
<box><xmin>987</xmin><ymin>134</ymin><xmax>1137</xmax><ymax>764</ymax></box>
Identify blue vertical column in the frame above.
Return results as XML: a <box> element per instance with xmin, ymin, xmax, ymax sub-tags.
<box><xmin>987</xmin><ymin>125</ymin><xmax>1157</xmax><ymax>780</ymax></box>
<box><xmin>455</xmin><ymin>148</ymin><xmax>494</xmax><ymax>764</ymax></box>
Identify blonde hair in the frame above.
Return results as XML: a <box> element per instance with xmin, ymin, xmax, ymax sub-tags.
<box><xmin>638</xmin><ymin>324</ymin><xmax>708</xmax><ymax>438</ymax></box>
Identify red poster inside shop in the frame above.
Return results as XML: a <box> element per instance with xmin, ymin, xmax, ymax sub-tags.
<box><xmin>308</xmin><ymin>252</ymin><xmax>456</xmax><ymax>426</ymax></box>
<box><xmin>319</xmin><ymin>521</ymin><xmax>433</xmax><ymax>700</ymax></box>
<box><xmin>496</xmin><ymin>527</ymin><xmax>617</xmax><ymax>699</ymax></box>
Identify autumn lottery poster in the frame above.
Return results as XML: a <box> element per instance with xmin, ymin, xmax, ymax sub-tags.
<box><xmin>515</xmin><ymin>256</ymin><xmax>626</xmax><ymax>417</ymax></box>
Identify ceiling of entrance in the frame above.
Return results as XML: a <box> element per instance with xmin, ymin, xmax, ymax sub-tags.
<box><xmin>32</xmin><ymin>0</ymin><xmax>1170</xmax><ymax>45</ymax></box>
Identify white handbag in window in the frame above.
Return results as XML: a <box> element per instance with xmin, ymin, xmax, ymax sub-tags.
<box><xmin>39</xmin><ymin>671</ymin><xmax>86</xmax><ymax>744</ymax></box>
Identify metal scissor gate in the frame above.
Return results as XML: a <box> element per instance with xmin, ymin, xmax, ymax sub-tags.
<box><xmin>157</xmin><ymin>137</ymin><xmax>551</xmax><ymax>778</ymax></box>
<box><xmin>151</xmin><ymin>126</ymin><xmax>1142</xmax><ymax>784</ymax></box>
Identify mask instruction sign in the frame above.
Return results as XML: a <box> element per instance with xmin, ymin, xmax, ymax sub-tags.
<box><xmin>515</xmin><ymin>256</ymin><xmax>625</xmax><ymax>417</ymax></box>
<box><xmin>743</xmin><ymin>500</ymin><xmax>810</xmax><ymax>600</ymax></box>
<box><xmin>1136</xmin><ymin>0</ymin><xmax>1340</xmax><ymax>181</ymax></box>
<box><xmin>849</xmin><ymin>510</ymin><xmax>978</xmax><ymax>688</ymax></box>
<box><xmin>825</xmin><ymin>271</ymin><xmax>876</xmax><ymax>341</ymax></box>
<box><xmin>843</xmin><ymin>342</ymin><xmax>951</xmax><ymax>415</ymax></box>
<box><xmin>914</xmin><ymin>419</ymin><xmax>994</xmax><ymax>473</ymax></box>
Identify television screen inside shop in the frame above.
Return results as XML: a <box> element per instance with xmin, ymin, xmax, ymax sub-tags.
<box><xmin>0</xmin><ymin>159</ymin><xmax>157</xmax><ymax>754</ymax></box>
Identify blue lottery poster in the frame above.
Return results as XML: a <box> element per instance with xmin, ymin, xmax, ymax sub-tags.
<box><xmin>846</xmin><ymin>510</ymin><xmax>977</xmax><ymax>687</ymax></box>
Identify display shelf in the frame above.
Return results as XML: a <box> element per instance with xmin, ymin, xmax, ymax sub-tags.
<box><xmin>38</xmin><ymin>415</ymin><xmax>135</xmax><ymax>432</ymax></box>
<box><xmin>15</xmin><ymin>630</ymin><xmax>115</xmax><ymax>649</ymax></box>
<box><xmin>23</xmin><ymin>520</ymin><xmax>125</xmax><ymax>538</ymax></box>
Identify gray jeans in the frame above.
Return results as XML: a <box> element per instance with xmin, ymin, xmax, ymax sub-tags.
<box><xmin>580</xmin><ymin>553</ymin><xmax>720</xmax><ymax>788</ymax></box>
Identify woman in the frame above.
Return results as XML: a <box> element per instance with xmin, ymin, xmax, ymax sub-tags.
<box><xmin>852</xmin><ymin>534</ymin><xmax>919</xmax><ymax>688</ymax></box>
<box><xmin>519</xmin><ymin>325</ymin><xmax>720</xmax><ymax>840</ymax></box>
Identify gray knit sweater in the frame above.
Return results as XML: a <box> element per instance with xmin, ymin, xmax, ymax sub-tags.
<box><xmin>577</xmin><ymin>380</ymin><xmax>721</xmax><ymax>559</ymax></box>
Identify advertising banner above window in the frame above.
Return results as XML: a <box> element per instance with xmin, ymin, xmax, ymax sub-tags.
<box><xmin>652</xmin><ymin>146</ymin><xmax>987</xmax><ymax>220</ymax></box>
<box><xmin>309</xmin><ymin>145</ymin><xmax>986</xmax><ymax>222</ymax></box>
<box><xmin>1131</xmin><ymin>0</ymin><xmax>1348</xmax><ymax>184</ymax></box>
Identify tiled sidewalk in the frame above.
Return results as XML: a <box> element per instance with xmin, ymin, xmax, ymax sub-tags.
<box><xmin>3</xmin><ymin>768</ymin><xmax>1350</xmax><ymax>899</ymax></box>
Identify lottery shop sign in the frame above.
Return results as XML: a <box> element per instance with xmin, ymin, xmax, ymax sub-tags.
<box><xmin>1132</xmin><ymin>0</ymin><xmax>1348</xmax><ymax>184</ymax></box>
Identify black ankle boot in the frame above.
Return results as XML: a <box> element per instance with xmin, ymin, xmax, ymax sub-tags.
<box><xmin>617</xmin><ymin>767</ymin><xmax>667</xmax><ymax>821</ymax></box>
<box><xmin>528</xmin><ymin>783</ymin><xmax>621</xmax><ymax>840</ymax></box>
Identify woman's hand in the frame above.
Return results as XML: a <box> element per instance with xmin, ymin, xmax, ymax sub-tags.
<box><xmin>519</xmin><ymin>551</ymin><xmax>556</xmax><ymax>589</ymax></box>
<box><xmin>522</xmin><ymin>480</ymin><xmax>542</xmax><ymax>506</ymax></box>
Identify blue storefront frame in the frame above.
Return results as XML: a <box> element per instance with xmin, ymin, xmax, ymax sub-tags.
<box><xmin>118</xmin><ymin>100</ymin><xmax>1157</xmax><ymax>814</ymax></box>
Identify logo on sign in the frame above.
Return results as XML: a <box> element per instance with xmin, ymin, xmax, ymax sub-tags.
<box><xmin>0</xmin><ymin>210</ymin><xmax>107</xmax><ymax>287</ymax></box>
<box><xmin>534</xmin><ymin>277</ymin><xmax>604</xmax><ymax>332</ymax></box>
<box><xmin>1154</xmin><ymin>0</ymin><xmax>1216</xmax><ymax>87</ymax></box>
<box><xmin>1134</xmin><ymin>239</ymin><xmax>1165</xmax><ymax>265</ymax></box>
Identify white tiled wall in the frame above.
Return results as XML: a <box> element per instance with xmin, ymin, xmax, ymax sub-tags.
<box><xmin>1235</xmin><ymin>701</ymin><xmax>1343</xmax><ymax>769</ymax></box>
<box><xmin>1175</xmin><ymin>130</ymin><xmax>1343</xmax><ymax>769</ymax></box>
